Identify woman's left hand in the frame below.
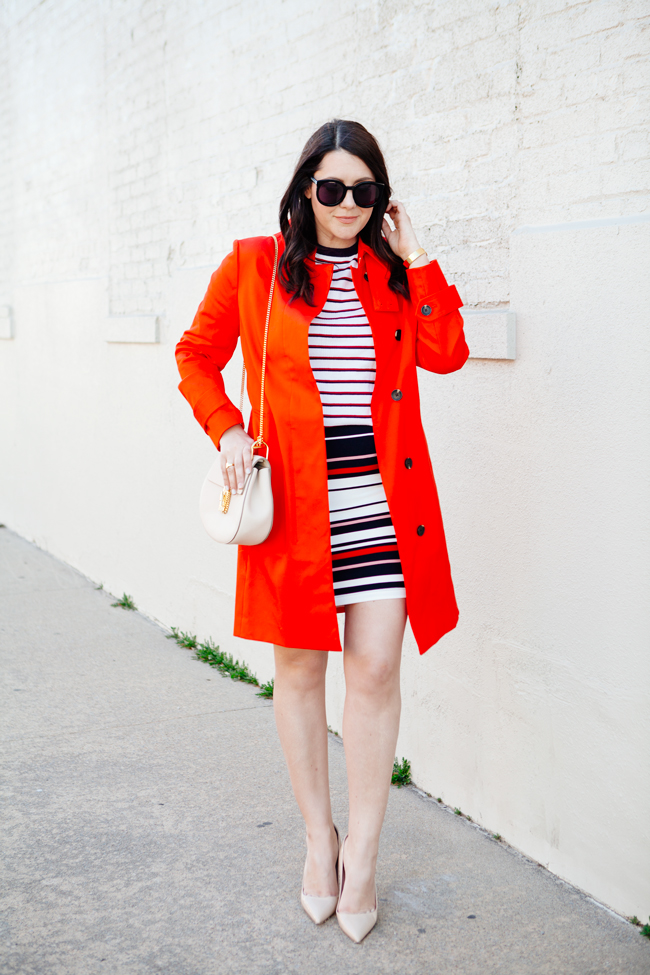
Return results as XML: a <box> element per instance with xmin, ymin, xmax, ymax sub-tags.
<box><xmin>382</xmin><ymin>200</ymin><xmax>423</xmax><ymax>262</ymax></box>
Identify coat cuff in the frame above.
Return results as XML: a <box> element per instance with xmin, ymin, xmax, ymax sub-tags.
<box><xmin>414</xmin><ymin>284</ymin><xmax>463</xmax><ymax>323</ymax></box>
<box><xmin>203</xmin><ymin>404</ymin><xmax>244</xmax><ymax>450</ymax></box>
<box><xmin>408</xmin><ymin>263</ymin><xmax>462</xmax><ymax>323</ymax></box>
<box><xmin>407</xmin><ymin>258</ymin><xmax>447</xmax><ymax>295</ymax></box>
<box><xmin>407</xmin><ymin>261</ymin><xmax>463</xmax><ymax>318</ymax></box>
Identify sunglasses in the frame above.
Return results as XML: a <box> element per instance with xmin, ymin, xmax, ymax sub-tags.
<box><xmin>310</xmin><ymin>177</ymin><xmax>385</xmax><ymax>208</ymax></box>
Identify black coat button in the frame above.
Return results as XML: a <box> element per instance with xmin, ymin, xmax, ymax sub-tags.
<box><xmin>395</xmin><ymin>329</ymin><xmax>402</xmax><ymax>341</ymax></box>
<box><xmin>417</xmin><ymin>524</ymin><xmax>425</xmax><ymax>536</ymax></box>
<box><xmin>405</xmin><ymin>457</ymin><xmax>413</xmax><ymax>469</ymax></box>
<box><xmin>420</xmin><ymin>304</ymin><xmax>432</xmax><ymax>316</ymax></box>
<box><xmin>364</xmin><ymin>272</ymin><xmax>369</xmax><ymax>281</ymax></box>
<box><xmin>391</xmin><ymin>389</ymin><xmax>402</xmax><ymax>401</ymax></box>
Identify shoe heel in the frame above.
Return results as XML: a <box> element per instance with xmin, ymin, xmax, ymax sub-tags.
<box><xmin>300</xmin><ymin>825</ymin><xmax>340</xmax><ymax>925</ymax></box>
<box><xmin>335</xmin><ymin>835</ymin><xmax>378</xmax><ymax>944</ymax></box>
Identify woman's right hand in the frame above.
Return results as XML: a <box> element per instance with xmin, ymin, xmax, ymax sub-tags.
<box><xmin>219</xmin><ymin>424</ymin><xmax>255</xmax><ymax>494</ymax></box>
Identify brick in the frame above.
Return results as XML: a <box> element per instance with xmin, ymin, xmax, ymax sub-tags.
<box><xmin>617</xmin><ymin>127</ymin><xmax>650</xmax><ymax>161</ymax></box>
<box><xmin>1</xmin><ymin>0</ymin><xmax>649</xmax><ymax>315</ymax></box>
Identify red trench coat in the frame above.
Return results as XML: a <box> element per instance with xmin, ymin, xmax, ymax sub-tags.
<box><xmin>176</xmin><ymin>234</ymin><xmax>469</xmax><ymax>654</ymax></box>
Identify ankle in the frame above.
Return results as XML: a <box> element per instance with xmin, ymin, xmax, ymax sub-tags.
<box><xmin>344</xmin><ymin>835</ymin><xmax>378</xmax><ymax>868</ymax></box>
<box><xmin>306</xmin><ymin>823</ymin><xmax>336</xmax><ymax>846</ymax></box>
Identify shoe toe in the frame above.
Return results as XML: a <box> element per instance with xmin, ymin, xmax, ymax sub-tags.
<box><xmin>301</xmin><ymin>891</ymin><xmax>338</xmax><ymax>925</ymax></box>
<box><xmin>336</xmin><ymin>907</ymin><xmax>377</xmax><ymax>943</ymax></box>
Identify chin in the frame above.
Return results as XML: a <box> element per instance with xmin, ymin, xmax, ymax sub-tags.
<box><xmin>331</xmin><ymin>223</ymin><xmax>360</xmax><ymax>239</ymax></box>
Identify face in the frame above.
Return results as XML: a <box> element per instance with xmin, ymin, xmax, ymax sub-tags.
<box><xmin>305</xmin><ymin>150</ymin><xmax>377</xmax><ymax>248</ymax></box>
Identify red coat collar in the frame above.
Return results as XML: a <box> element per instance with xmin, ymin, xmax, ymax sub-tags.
<box><xmin>301</xmin><ymin>235</ymin><xmax>387</xmax><ymax>272</ymax></box>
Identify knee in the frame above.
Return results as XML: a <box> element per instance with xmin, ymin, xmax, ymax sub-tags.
<box><xmin>274</xmin><ymin>645</ymin><xmax>327</xmax><ymax>693</ymax></box>
<box><xmin>347</xmin><ymin>653</ymin><xmax>400</xmax><ymax>698</ymax></box>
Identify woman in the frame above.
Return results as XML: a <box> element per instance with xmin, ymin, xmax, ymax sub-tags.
<box><xmin>175</xmin><ymin>119</ymin><xmax>469</xmax><ymax>943</ymax></box>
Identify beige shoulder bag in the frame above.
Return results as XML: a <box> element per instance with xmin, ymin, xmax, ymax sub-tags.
<box><xmin>199</xmin><ymin>235</ymin><xmax>278</xmax><ymax>546</ymax></box>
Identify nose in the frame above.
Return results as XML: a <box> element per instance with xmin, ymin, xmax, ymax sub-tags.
<box><xmin>340</xmin><ymin>188</ymin><xmax>356</xmax><ymax>209</ymax></box>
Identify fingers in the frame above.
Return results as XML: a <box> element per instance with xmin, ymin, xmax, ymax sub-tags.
<box><xmin>220</xmin><ymin>445</ymin><xmax>252</xmax><ymax>494</ymax></box>
<box><xmin>220</xmin><ymin>453</ymin><xmax>236</xmax><ymax>493</ymax></box>
<box><xmin>218</xmin><ymin>424</ymin><xmax>255</xmax><ymax>494</ymax></box>
<box><xmin>233</xmin><ymin>447</ymin><xmax>246</xmax><ymax>494</ymax></box>
<box><xmin>387</xmin><ymin>199</ymin><xmax>414</xmax><ymax>232</ymax></box>
<box><xmin>383</xmin><ymin>200</ymin><xmax>420</xmax><ymax>261</ymax></box>
<box><xmin>384</xmin><ymin>201</ymin><xmax>405</xmax><ymax>235</ymax></box>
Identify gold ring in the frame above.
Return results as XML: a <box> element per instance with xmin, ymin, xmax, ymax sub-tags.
<box><xmin>225</xmin><ymin>462</ymin><xmax>235</xmax><ymax>469</ymax></box>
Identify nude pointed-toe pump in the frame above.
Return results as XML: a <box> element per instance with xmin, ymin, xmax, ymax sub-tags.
<box><xmin>301</xmin><ymin>825</ymin><xmax>340</xmax><ymax>925</ymax></box>
<box><xmin>336</xmin><ymin>835</ymin><xmax>378</xmax><ymax>944</ymax></box>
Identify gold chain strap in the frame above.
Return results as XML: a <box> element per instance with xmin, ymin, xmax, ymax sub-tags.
<box><xmin>239</xmin><ymin>234</ymin><xmax>279</xmax><ymax>457</ymax></box>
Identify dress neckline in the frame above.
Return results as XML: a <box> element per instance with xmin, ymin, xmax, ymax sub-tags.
<box><xmin>315</xmin><ymin>241</ymin><xmax>359</xmax><ymax>259</ymax></box>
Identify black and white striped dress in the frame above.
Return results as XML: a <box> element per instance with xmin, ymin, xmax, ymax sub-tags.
<box><xmin>309</xmin><ymin>242</ymin><xmax>406</xmax><ymax>607</ymax></box>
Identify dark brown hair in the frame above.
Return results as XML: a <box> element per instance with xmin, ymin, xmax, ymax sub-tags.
<box><xmin>278</xmin><ymin>120</ymin><xmax>409</xmax><ymax>305</ymax></box>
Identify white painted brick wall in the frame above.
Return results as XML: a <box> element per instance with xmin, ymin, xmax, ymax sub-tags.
<box><xmin>3</xmin><ymin>0</ymin><xmax>646</xmax><ymax>311</ymax></box>
<box><xmin>0</xmin><ymin>7</ymin><xmax>11</xmax><ymax>305</ymax></box>
<box><xmin>1</xmin><ymin>0</ymin><xmax>649</xmax><ymax>919</ymax></box>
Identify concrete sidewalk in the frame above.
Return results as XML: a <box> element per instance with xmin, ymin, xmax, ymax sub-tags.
<box><xmin>1</xmin><ymin>528</ymin><xmax>648</xmax><ymax>975</ymax></box>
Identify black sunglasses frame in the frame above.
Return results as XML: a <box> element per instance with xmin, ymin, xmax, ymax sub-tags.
<box><xmin>310</xmin><ymin>177</ymin><xmax>386</xmax><ymax>208</ymax></box>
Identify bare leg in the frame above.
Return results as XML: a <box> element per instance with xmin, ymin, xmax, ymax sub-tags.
<box><xmin>338</xmin><ymin>598</ymin><xmax>406</xmax><ymax>913</ymax></box>
<box><xmin>273</xmin><ymin>645</ymin><xmax>338</xmax><ymax>897</ymax></box>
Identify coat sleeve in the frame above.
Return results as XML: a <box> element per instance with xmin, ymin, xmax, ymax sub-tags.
<box><xmin>175</xmin><ymin>242</ymin><xmax>243</xmax><ymax>449</ymax></box>
<box><xmin>407</xmin><ymin>260</ymin><xmax>469</xmax><ymax>374</ymax></box>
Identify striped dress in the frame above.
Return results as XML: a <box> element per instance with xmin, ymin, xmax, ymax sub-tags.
<box><xmin>309</xmin><ymin>242</ymin><xmax>406</xmax><ymax>608</ymax></box>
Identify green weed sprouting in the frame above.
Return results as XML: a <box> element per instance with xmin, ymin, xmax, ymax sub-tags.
<box><xmin>111</xmin><ymin>593</ymin><xmax>136</xmax><ymax>610</ymax></box>
<box><xmin>641</xmin><ymin>918</ymin><xmax>650</xmax><ymax>939</ymax></box>
<box><xmin>391</xmin><ymin>757</ymin><xmax>412</xmax><ymax>788</ymax></box>
<box><xmin>167</xmin><ymin>628</ymin><xmax>273</xmax><ymax>697</ymax></box>
<box><xmin>195</xmin><ymin>639</ymin><xmax>257</xmax><ymax>684</ymax></box>
<box><xmin>168</xmin><ymin>627</ymin><xmax>198</xmax><ymax>650</ymax></box>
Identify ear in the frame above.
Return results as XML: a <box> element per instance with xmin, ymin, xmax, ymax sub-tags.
<box><xmin>304</xmin><ymin>184</ymin><xmax>312</xmax><ymax>200</ymax></box>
